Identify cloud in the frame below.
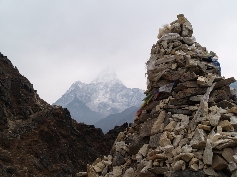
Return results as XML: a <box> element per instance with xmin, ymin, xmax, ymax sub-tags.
<box><xmin>0</xmin><ymin>0</ymin><xmax>236</xmax><ymax>103</ymax></box>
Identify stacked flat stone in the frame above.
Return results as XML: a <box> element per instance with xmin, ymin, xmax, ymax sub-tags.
<box><xmin>81</xmin><ymin>14</ymin><xmax>237</xmax><ymax>177</ymax></box>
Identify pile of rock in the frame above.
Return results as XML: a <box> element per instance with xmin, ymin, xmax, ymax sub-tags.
<box><xmin>83</xmin><ymin>14</ymin><xmax>237</xmax><ymax>177</ymax></box>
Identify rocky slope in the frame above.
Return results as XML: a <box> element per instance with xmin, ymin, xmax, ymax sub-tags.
<box><xmin>54</xmin><ymin>67</ymin><xmax>145</xmax><ymax>124</ymax></box>
<box><xmin>84</xmin><ymin>14</ymin><xmax>237</xmax><ymax>177</ymax></box>
<box><xmin>94</xmin><ymin>106</ymin><xmax>138</xmax><ymax>133</ymax></box>
<box><xmin>0</xmin><ymin>53</ymin><xmax>127</xmax><ymax>176</ymax></box>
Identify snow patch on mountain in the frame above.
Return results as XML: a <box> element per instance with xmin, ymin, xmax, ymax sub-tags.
<box><xmin>54</xmin><ymin>68</ymin><xmax>145</xmax><ymax>118</ymax></box>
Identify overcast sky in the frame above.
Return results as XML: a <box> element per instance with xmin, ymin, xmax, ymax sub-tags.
<box><xmin>0</xmin><ymin>0</ymin><xmax>237</xmax><ymax>104</ymax></box>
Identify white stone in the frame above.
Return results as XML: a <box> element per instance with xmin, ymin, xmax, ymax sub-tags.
<box><xmin>203</xmin><ymin>168</ymin><xmax>218</xmax><ymax>176</ymax></box>
<box><xmin>123</xmin><ymin>167</ymin><xmax>135</xmax><ymax>177</ymax></box>
<box><xmin>138</xmin><ymin>144</ymin><xmax>149</xmax><ymax>157</ymax></box>
<box><xmin>228</xmin><ymin>162</ymin><xmax>237</xmax><ymax>172</ymax></box>
<box><xmin>230</xmin><ymin>116</ymin><xmax>237</xmax><ymax>128</ymax></box>
<box><xmin>233</xmin><ymin>155</ymin><xmax>237</xmax><ymax>163</ymax></box>
<box><xmin>173</xmin><ymin>135</ymin><xmax>183</xmax><ymax>147</ymax></box>
<box><xmin>161</xmin><ymin>145</ymin><xmax>174</xmax><ymax>153</ymax></box>
<box><xmin>197</xmin><ymin>76</ymin><xmax>206</xmax><ymax>85</ymax></box>
<box><xmin>222</xmin><ymin>148</ymin><xmax>234</xmax><ymax>162</ymax></box>
<box><xmin>210</xmin><ymin>113</ymin><xmax>221</xmax><ymax>126</ymax></box>
<box><xmin>113</xmin><ymin>166</ymin><xmax>123</xmax><ymax>177</ymax></box>
<box><xmin>203</xmin><ymin>139</ymin><xmax>213</xmax><ymax>165</ymax></box>
<box><xmin>151</xmin><ymin>111</ymin><xmax>165</xmax><ymax>135</ymax></box>
<box><xmin>159</xmin><ymin>132</ymin><xmax>171</xmax><ymax>147</ymax></box>
<box><xmin>93</xmin><ymin>161</ymin><xmax>105</xmax><ymax>173</ymax></box>
<box><xmin>115</xmin><ymin>141</ymin><xmax>128</xmax><ymax>153</ymax></box>
<box><xmin>190</xmin><ymin>128</ymin><xmax>207</xmax><ymax>149</ymax></box>
<box><xmin>172</xmin><ymin>160</ymin><xmax>185</xmax><ymax>171</ymax></box>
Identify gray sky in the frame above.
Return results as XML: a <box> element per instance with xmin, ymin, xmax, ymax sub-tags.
<box><xmin>0</xmin><ymin>0</ymin><xmax>237</xmax><ymax>104</ymax></box>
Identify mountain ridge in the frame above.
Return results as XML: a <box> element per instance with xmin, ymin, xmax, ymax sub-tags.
<box><xmin>54</xmin><ymin>68</ymin><xmax>145</xmax><ymax>122</ymax></box>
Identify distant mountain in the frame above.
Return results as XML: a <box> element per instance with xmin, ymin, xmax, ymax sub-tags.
<box><xmin>65</xmin><ymin>97</ymin><xmax>102</xmax><ymax>125</ymax></box>
<box><xmin>94</xmin><ymin>106</ymin><xmax>139</xmax><ymax>133</ymax></box>
<box><xmin>230</xmin><ymin>81</ymin><xmax>237</xmax><ymax>93</ymax></box>
<box><xmin>54</xmin><ymin>67</ymin><xmax>145</xmax><ymax>124</ymax></box>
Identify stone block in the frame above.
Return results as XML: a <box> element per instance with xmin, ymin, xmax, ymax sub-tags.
<box><xmin>149</xmin><ymin>134</ymin><xmax>161</xmax><ymax>148</ymax></box>
<box><xmin>174</xmin><ymin>153</ymin><xmax>194</xmax><ymax>162</ymax></box>
<box><xmin>230</xmin><ymin>116</ymin><xmax>237</xmax><ymax>128</ymax></box>
<box><xmin>203</xmin><ymin>139</ymin><xmax>213</xmax><ymax>165</ymax></box>
<box><xmin>113</xmin><ymin>166</ymin><xmax>123</xmax><ymax>177</ymax></box>
<box><xmin>210</xmin><ymin>113</ymin><xmax>221</xmax><ymax>126</ymax></box>
<box><xmin>151</xmin><ymin>111</ymin><xmax>166</xmax><ymax>135</ymax></box>
<box><xmin>138</xmin><ymin>144</ymin><xmax>149</xmax><ymax>157</ymax></box>
<box><xmin>219</xmin><ymin>120</ymin><xmax>234</xmax><ymax>131</ymax></box>
<box><xmin>172</xmin><ymin>134</ymin><xmax>183</xmax><ymax>147</ymax></box>
<box><xmin>203</xmin><ymin>168</ymin><xmax>218</xmax><ymax>176</ymax></box>
<box><xmin>164</xmin><ymin>120</ymin><xmax>176</xmax><ymax>131</ymax></box>
<box><xmin>123</xmin><ymin>167</ymin><xmax>135</xmax><ymax>177</ymax></box>
<box><xmin>228</xmin><ymin>162</ymin><xmax>237</xmax><ymax>172</ymax></box>
<box><xmin>140</xmin><ymin>118</ymin><xmax>156</xmax><ymax>137</ymax></box>
<box><xmin>159</xmin><ymin>132</ymin><xmax>171</xmax><ymax>147</ymax></box>
<box><xmin>190</xmin><ymin>128</ymin><xmax>207</xmax><ymax>149</ymax></box>
<box><xmin>172</xmin><ymin>160</ymin><xmax>186</xmax><ymax>171</ymax></box>
<box><xmin>222</xmin><ymin>148</ymin><xmax>234</xmax><ymax>162</ymax></box>
<box><xmin>212</xmin><ymin>154</ymin><xmax>228</xmax><ymax>171</ymax></box>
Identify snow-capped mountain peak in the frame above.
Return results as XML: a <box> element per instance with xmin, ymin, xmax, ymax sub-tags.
<box><xmin>91</xmin><ymin>67</ymin><xmax>122</xmax><ymax>84</ymax></box>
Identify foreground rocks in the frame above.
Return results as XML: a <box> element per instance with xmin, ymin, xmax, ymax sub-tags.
<box><xmin>84</xmin><ymin>14</ymin><xmax>237</xmax><ymax>177</ymax></box>
<box><xmin>0</xmin><ymin>53</ymin><xmax>127</xmax><ymax>176</ymax></box>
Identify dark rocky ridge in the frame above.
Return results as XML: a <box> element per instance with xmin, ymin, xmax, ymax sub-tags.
<box><xmin>0</xmin><ymin>52</ymin><xmax>127</xmax><ymax>176</ymax></box>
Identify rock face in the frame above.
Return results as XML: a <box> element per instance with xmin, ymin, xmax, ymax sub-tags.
<box><xmin>0</xmin><ymin>53</ymin><xmax>127</xmax><ymax>176</ymax></box>
<box><xmin>85</xmin><ymin>14</ymin><xmax>237</xmax><ymax>177</ymax></box>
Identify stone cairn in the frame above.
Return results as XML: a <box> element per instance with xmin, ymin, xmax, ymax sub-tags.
<box><xmin>78</xmin><ymin>14</ymin><xmax>237</xmax><ymax>177</ymax></box>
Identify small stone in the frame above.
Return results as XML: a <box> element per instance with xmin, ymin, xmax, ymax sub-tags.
<box><xmin>138</xmin><ymin>144</ymin><xmax>150</xmax><ymax>157</ymax></box>
<box><xmin>159</xmin><ymin>132</ymin><xmax>171</xmax><ymax>147</ymax></box>
<box><xmin>198</xmin><ymin>124</ymin><xmax>211</xmax><ymax>131</ymax></box>
<box><xmin>212</xmin><ymin>154</ymin><xmax>228</xmax><ymax>171</ymax></box>
<box><xmin>166</xmin><ymin>132</ymin><xmax>174</xmax><ymax>140</ymax></box>
<box><xmin>189</xmin><ymin>163</ymin><xmax>199</xmax><ymax>171</ymax></box>
<box><xmin>189</xmin><ymin>95</ymin><xmax>203</xmax><ymax>102</ymax></box>
<box><xmin>198</xmin><ymin>160</ymin><xmax>204</xmax><ymax>170</ymax></box>
<box><xmin>210</xmin><ymin>113</ymin><xmax>221</xmax><ymax>126</ymax></box>
<box><xmin>76</xmin><ymin>172</ymin><xmax>88</xmax><ymax>177</ymax></box>
<box><xmin>153</xmin><ymin>161</ymin><xmax>159</xmax><ymax>167</ymax></box>
<box><xmin>219</xmin><ymin>120</ymin><xmax>234</xmax><ymax>131</ymax></box>
<box><xmin>164</xmin><ymin>121</ymin><xmax>176</xmax><ymax>131</ymax></box>
<box><xmin>174</xmin><ymin>153</ymin><xmax>194</xmax><ymax>162</ymax></box>
<box><xmin>217</xmin><ymin>126</ymin><xmax>222</xmax><ymax>134</ymax></box>
<box><xmin>151</xmin><ymin>111</ymin><xmax>165</xmax><ymax>135</ymax></box>
<box><xmin>172</xmin><ymin>135</ymin><xmax>183</xmax><ymax>147</ymax></box>
<box><xmin>203</xmin><ymin>168</ymin><xmax>218</xmax><ymax>176</ymax></box>
<box><xmin>230</xmin><ymin>116</ymin><xmax>237</xmax><ymax>128</ymax></box>
<box><xmin>179</xmin><ymin>138</ymin><xmax>189</xmax><ymax>147</ymax></box>
<box><xmin>181</xmin><ymin>144</ymin><xmax>193</xmax><ymax>153</ymax></box>
<box><xmin>113</xmin><ymin>166</ymin><xmax>123</xmax><ymax>177</ymax></box>
<box><xmin>228</xmin><ymin>107</ymin><xmax>237</xmax><ymax>114</ymax></box>
<box><xmin>233</xmin><ymin>155</ymin><xmax>237</xmax><ymax>163</ymax></box>
<box><xmin>203</xmin><ymin>139</ymin><xmax>213</xmax><ymax>165</ymax></box>
<box><xmin>228</xmin><ymin>162</ymin><xmax>237</xmax><ymax>172</ymax></box>
<box><xmin>172</xmin><ymin>160</ymin><xmax>185</xmax><ymax>171</ymax></box>
<box><xmin>161</xmin><ymin>145</ymin><xmax>174</xmax><ymax>153</ymax></box>
<box><xmin>197</xmin><ymin>76</ymin><xmax>206</xmax><ymax>85</ymax></box>
<box><xmin>222</xmin><ymin>148</ymin><xmax>234</xmax><ymax>162</ymax></box>
<box><xmin>93</xmin><ymin>161</ymin><xmax>105</xmax><ymax>173</ymax></box>
<box><xmin>123</xmin><ymin>167</ymin><xmax>135</xmax><ymax>177</ymax></box>
<box><xmin>172</xmin><ymin>146</ymin><xmax>182</xmax><ymax>157</ymax></box>
<box><xmin>189</xmin><ymin>158</ymin><xmax>199</xmax><ymax>165</ymax></box>
<box><xmin>190</xmin><ymin>128</ymin><xmax>207</xmax><ymax>149</ymax></box>
<box><xmin>87</xmin><ymin>164</ymin><xmax>99</xmax><ymax>177</ymax></box>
